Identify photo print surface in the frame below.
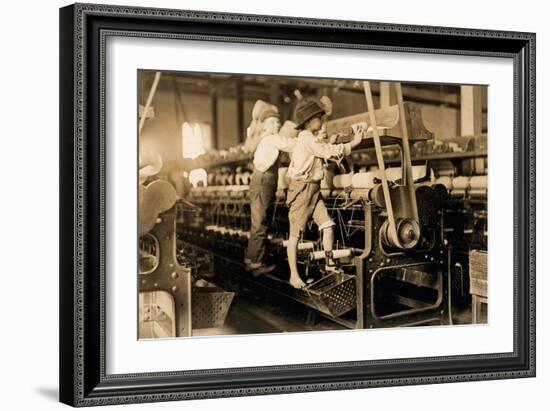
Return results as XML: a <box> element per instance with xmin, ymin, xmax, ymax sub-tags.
<box><xmin>137</xmin><ymin>70</ymin><xmax>488</xmax><ymax>339</ymax></box>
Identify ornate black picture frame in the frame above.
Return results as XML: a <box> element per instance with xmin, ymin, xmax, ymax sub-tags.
<box><xmin>59</xmin><ymin>3</ymin><xmax>535</xmax><ymax>407</ymax></box>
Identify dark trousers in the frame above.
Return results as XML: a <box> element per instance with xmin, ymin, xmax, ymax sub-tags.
<box><xmin>245</xmin><ymin>168</ymin><xmax>278</xmax><ymax>266</ymax></box>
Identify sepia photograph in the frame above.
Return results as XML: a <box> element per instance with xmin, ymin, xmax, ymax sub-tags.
<box><xmin>137</xmin><ymin>70</ymin><xmax>488</xmax><ymax>338</ymax></box>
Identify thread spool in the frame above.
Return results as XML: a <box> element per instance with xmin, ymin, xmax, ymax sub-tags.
<box><xmin>474</xmin><ymin>157</ymin><xmax>486</xmax><ymax>174</ymax></box>
<box><xmin>208</xmin><ymin>173</ymin><xmax>216</xmax><ymax>186</ymax></box>
<box><xmin>412</xmin><ymin>165</ymin><xmax>428</xmax><ymax>181</ymax></box>
<box><xmin>469</xmin><ymin>175</ymin><xmax>488</xmax><ymax>197</ymax></box>
<box><xmin>384</xmin><ymin>165</ymin><xmax>427</xmax><ymax>183</ymax></box>
<box><xmin>350</xmin><ymin>188</ymin><xmax>370</xmax><ymax>200</ymax></box>
<box><xmin>333</xmin><ymin>173</ymin><xmax>353</xmax><ymax>188</ymax></box>
<box><xmin>435</xmin><ymin>176</ymin><xmax>453</xmax><ymax>191</ymax></box>
<box><xmin>241</xmin><ymin>171</ymin><xmax>251</xmax><ymax>185</ymax></box>
<box><xmin>469</xmin><ymin>175</ymin><xmax>487</xmax><ymax>189</ymax></box>
<box><xmin>282</xmin><ymin>240</ymin><xmax>315</xmax><ymax>251</ymax></box>
<box><xmin>370</xmin><ymin>184</ymin><xmax>386</xmax><ymax>208</ymax></box>
<box><xmin>235</xmin><ymin>170</ymin><xmax>244</xmax><ymax>185</ymax></box>
<box><xmin>450</xmin><ymin>176</ymin><xmax>470</xmax><ymax>197</ymax></box>
<box><xmin>226</xmin><ymin>172</ymin><xmax>235</xmax><ymax>185</ymax></box>
<box><xmin>352</xmin><ymin>172</ymin><xmax>378</xmax><ymax>189</ymax></box>
<box><xmin>434</xmin><ymin>160</ymin><xmax>457</xmax><ymax>177</ymax></box>
<box><xmin>309</xmin><ymin>248</ymin><xmax>352</xmax><ymax>260</ymax></box>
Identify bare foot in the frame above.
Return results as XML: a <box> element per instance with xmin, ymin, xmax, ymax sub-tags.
<box><xmin>324</xmin><ymin>265</ymin><xmax>341</xmax><ymax>274</ymax></box>
<box><xmin>289</xmin><ymin>275</ymin><xmax>306</xmax><ymax>289</ymax></box>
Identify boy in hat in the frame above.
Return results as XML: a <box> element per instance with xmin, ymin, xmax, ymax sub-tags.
<box><xmin>286</xmin><ymin>99</ymin><xmax>364</xmax><ymax>288</ymax></box>
<box><xmin>245</xmin><ymin>109</ymin><xmax>297</xmax><ymax>276</ymax></box>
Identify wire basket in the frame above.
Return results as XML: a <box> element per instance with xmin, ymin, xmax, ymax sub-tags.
<box><xmin>304</xmin><ymin>272</ymin><xmax>356</xmax><ymax>318</ymax></box>
<box><xmin>192</xmin><ymin>284</ymin><xmax>235</xmax><ymax>329</ymax></box>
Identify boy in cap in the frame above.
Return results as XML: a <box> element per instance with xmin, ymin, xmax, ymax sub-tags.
<box><xmin>245</xmin><ymin>109</ymin><xmax>297</xmax><ymax>276</ymax></box>
<box><xmin>286</xmin><ymin>99</ymin><xmax>363</xmax><ymax>288</ymax></box>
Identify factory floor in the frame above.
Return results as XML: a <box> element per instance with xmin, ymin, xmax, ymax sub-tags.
<box><xmin>192</xmin><ymin>285</ymin><xmax>477</xmax><ymax>337</ymax></box>
<box><xmin>193</xmin><ymin>286</ymin><xmax>345</xmax><ymax>336</ymax></box>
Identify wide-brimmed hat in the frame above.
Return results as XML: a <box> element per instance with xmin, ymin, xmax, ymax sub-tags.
<box><xmin>294</xmin><ymin>99</ymin><xmax>326</xmax><ymax>130</ymax></box>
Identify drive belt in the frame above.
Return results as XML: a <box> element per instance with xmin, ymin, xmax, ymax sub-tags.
<box><xmin>362</xmin><ymin>81</ymin><xmax>420</xmax><ymax>249</ymax></box>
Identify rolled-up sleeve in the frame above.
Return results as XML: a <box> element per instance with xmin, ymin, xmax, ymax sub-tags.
<box><xmin>304</xmin><ymin>134</ymin><xmax>351</xmax><ymax>160</ymax></box>
<box><xmin>272</xmin><ymin>135</ymin><xmax>296</xmax><ymax>153</ymax></box>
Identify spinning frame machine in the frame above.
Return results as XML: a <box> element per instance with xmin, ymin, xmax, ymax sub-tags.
<box><xmin>141</xmin><ymin>81</ymin><xmax>488</xmax><ymax>335</ymax></box>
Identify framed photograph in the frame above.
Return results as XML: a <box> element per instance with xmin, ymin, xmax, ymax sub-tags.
<box><xmin>59</xmin><ymin>2</ymin><xmax>535</xmax><ymax>407</ymax></box>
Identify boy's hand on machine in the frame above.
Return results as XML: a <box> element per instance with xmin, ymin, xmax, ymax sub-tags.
<box><xmin>351</xmin><ymin>122</ymin><xmax>367</xmax><ymax>135</ymax></box>
<box><xmin>317</xmin><ymin>128</ymin><xmax>328</xmax><ymax>141</ymax></box>
<box><xmin>350</xmin><ymin>122</ymin><xmax>366</xmax><ymax>148</ymax></box>
<box><xmin>329</xmin><ymin>133</ymin><xmax>340</xmax><ymax>144</ymax></box>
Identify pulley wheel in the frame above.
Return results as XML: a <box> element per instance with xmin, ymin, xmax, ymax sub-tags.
<box><xmin>380</xmin><ymin>218</ymin><xmax>421</xmax><ymax>249</ymax></box>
